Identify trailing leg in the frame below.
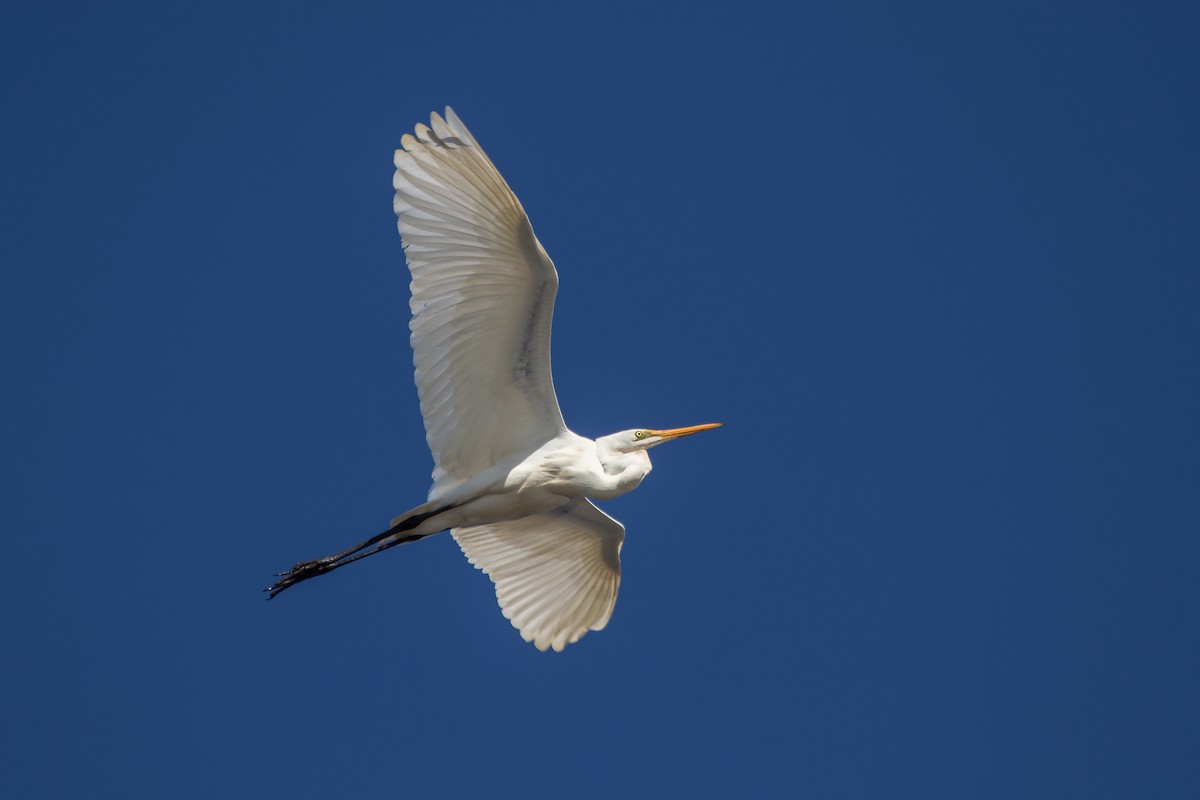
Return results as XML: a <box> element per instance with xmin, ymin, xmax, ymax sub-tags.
<box><xmin>265</xmin><ymin>504</ymin><xmax>452</xmax><ymax>599</ymax></box>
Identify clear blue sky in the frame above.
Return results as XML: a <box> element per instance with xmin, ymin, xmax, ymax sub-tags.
<box><xmin>3</xmin><ymin>2</ymin><xmax>1198</xmax><ymax>797</ymax></box>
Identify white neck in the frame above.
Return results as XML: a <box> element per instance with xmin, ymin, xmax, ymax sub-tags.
<box><xmin>592</xmin><ymin>446</ymin><xmax>653</xmax><ymax>500</ymax></box>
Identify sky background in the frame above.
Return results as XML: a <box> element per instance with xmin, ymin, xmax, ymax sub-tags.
<box><xmin>3</xmin><ymin>1</ymin><xmax>1198</xmax><ymax>797</ymax></box>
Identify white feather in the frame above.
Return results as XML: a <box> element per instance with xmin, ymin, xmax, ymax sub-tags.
<box><xmin>393</xmin><ymin>108</ymin><xmax>566</xmax><ymax>500</ymax></box>
<box><xmin>453</xmin><ymin>500</ymin><xmax>624</xmax><ymax>652</ymax></box>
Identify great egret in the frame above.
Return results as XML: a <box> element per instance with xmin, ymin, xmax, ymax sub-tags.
<box><xmin>268</xmin><ymin>108</ymin><xmax>721</xmax><ymax>651</ymax></box>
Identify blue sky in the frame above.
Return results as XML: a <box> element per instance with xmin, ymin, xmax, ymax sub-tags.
<box><xmin>3</xmin><ymin>2</ymin><xmax>1198</xmax><ymax>797</ymax></box>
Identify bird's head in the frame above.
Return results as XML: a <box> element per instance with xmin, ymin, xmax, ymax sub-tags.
<box><xmin>600</xmin><ymin>423</ymin><xmax>724</xmax><ymax>453</ymax></box>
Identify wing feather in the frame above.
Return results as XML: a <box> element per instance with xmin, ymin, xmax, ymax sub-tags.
<box><xmin>394</xmin><ymin>109</ymin><xmax>565</xmax><ymax>497</ymax></box>
<box><xmin>452</xmin><ymin>500</ymin><xmax>624</xmax><ymax>652</ymax></box>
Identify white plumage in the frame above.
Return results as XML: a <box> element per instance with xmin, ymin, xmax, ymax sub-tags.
<box><xmin>394</xmin><ymin>109</ymin><xmax>564</xmax><ymax>500</ymax></box>
<box><xmin>268</xmin><ymin>108</ymin><xmax>720</xmax><ymax>651</ymax></box>
<box><xmin>454</xmin><ymin>500</ymin><xmax>623</xmax><ymax>653</ymax></box>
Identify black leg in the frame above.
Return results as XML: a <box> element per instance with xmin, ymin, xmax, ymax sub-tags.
<box><xmin>265</xmin><ymin>505</ymin><xmax>452</xmax><ymax>599</ymax></box>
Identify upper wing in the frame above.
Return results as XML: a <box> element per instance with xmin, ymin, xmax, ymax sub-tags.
<box><xmin>393</xmin><ymin>108</ymin><xmax>566</xmax><ymax>497</ymax></box>
<box><xmin>452</xmin><ymin>499</ymin><xmax>625</xmax><ymax>652</ymax></box>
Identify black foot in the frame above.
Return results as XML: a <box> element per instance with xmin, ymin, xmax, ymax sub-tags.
<box><xmin>265</xmin><ymin>559</ymin><xmax>331</xmax><ymax>599</ymax></box>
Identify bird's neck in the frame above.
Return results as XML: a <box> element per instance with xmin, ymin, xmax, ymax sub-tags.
<box><xmin>593</xmin><ymin>448</ymin><xmax>652</xmax><ymax>499</ymax></box>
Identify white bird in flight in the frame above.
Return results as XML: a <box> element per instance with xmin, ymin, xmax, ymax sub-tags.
<box><xmin>268</xmin><ymin>107</ymin><xmax>721</xmax><ymax>651</ymax></box>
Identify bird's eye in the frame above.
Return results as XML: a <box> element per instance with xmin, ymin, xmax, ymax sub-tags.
<box><xmin>635</xmin><ymin>430</ymin><xmax>647</xmax><ymax>439</ymax></box>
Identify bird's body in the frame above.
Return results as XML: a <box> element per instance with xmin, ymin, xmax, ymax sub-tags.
<box><xmin>390</xmin><ymin>430</ymin><xmax>656</xmax><ymax>535</ymax></box>
<box><xmin>268</xmin><ymin>108</ymin><xmax>720</xmax><ymax>651</ymax></box>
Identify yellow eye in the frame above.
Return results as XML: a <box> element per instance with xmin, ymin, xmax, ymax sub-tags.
<box><xmin>635</xmin><ymin>430</ymin><xmax>647</xmax><ymax>439</ymax></box>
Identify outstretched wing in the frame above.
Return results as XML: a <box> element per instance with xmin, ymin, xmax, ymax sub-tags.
<box><xmin>452</xmin><ymin>500</ymin><xmax>625</xmax><ymax>652</ymax></box>
<box><xmin>393</xmin><ymin>108</ymin><xmax>566</xmax><ymax>498</ymax></box>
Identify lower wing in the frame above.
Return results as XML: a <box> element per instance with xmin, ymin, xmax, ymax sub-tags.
<box><xmin>452</xmin><ymin>499</ymin><xmax>625</xmax><ymax>652</ymax></box>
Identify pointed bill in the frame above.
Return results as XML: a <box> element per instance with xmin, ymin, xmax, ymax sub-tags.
<box><xmin>651</xmin><ymin>422</ymin><xmax>724</xmax><ymax>441</ymax></box>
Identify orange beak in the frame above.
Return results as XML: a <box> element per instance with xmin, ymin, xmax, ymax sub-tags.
<box><xmin>650</xmin><ymin>422</ymin><xmax>724</xmax><ymax>441</ymax></box>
